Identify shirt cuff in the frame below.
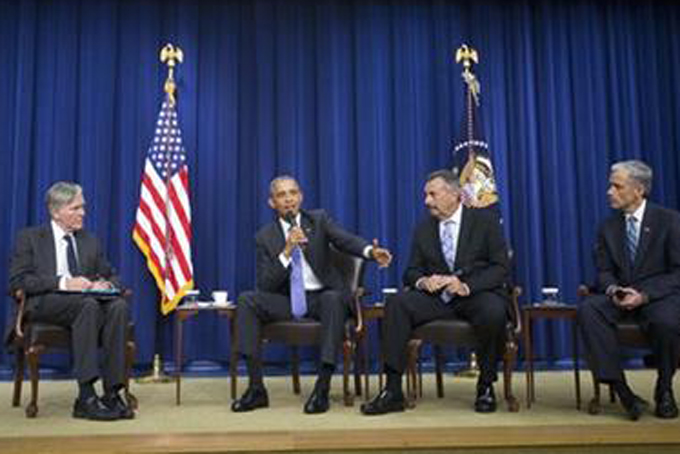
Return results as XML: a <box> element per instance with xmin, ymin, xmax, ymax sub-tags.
<box><xmin>58</xmin><ymin>276</ymin><xmax>68</xmax><ymax>291</ymax></box>
<box><xmin>415</xmin><ymin>277</ymin><xmax>427</xmax><ymax>291</ymax></box>
<box><xmin>459</xmin><ymin>283</ymin><xmax>471</xmax><ymax>297</ymax></box>
<box><xmin>363</xmin><ymin>245</ymin><xmax>373</xmax><ymax>260</ymax></box>
<box><xmin>278</xmin><ymin>252</ymin><xmax>292</xmax><ymax>268</ymax></box>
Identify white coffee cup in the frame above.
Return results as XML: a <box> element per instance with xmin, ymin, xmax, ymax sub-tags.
<box><xmin>212</xmin><ymin>290</ymin><xmax>228</xmax><ymax>305</ymax></box>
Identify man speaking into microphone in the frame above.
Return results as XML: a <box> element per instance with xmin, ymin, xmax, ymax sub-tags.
<box><xmin>233</xmin><ymin>175</ymin><xmax>392</xmax><ymax>414</ymax></box>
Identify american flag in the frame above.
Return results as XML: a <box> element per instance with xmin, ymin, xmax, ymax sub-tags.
<box><xmin>133</xmin><ymin>96</ymin><xmax>194</xmax><ymax>315</ymax></box>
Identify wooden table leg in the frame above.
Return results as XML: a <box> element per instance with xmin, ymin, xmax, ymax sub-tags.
<box><xmin>523</xmin><ymin>310</ymin><xmax>534</xmax><ymax>408</ymax></box>
<box><xmin>572</xmin><ymin>318</ymin><xmax>581</xmax><ymax>409</ymax></box>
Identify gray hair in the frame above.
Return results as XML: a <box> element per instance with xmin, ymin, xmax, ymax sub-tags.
<box><xmin>426</xmin><ymin>169</ymin><xmax>461</xmax><ymax>191</ymax></box>
<box><xmin>269</xmin><ymin>175</ymin><xmax>299</xmax><ymax>196</ymax></box>
<box><xmin>611</xmin><ymin>160</ymin><xmax>653</xmax><ymax>196</ymax></box>
<box><xmin>46</xmin><ymin>181</ymin><xmax>82</xmax><ymax>215</ymax></box>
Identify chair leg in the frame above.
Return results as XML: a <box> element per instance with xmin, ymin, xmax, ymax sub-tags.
<box><xmin>291</xmin><ymin>347</ymin><xmax>301</xmax><ymax>395</ymax></box>
<box><xmin>343</xmin><ymin>339</ymin><xmax>354</xmax><ymax>406</ymax></box>
<box><xmin>588</xmin><ymin>375</ymin><xmax>602</xmax><ymax>415</ymax></box>
<box><xmin>405</xmin><ymin>339</ymin><xmax>421</xmax><ymax>409</ymax></box>
<box><xmin>353</xmin><ymin>339</ymin><xmax>363</xmax><ymax>397</ymax></box>
<box><xmin>12</xmin><ymin>348</ymin><xmax>25</xmax><ymax>408</ymax></box>
<box><xmin>125</xmin><ymin>341</ymin><xmax>138</xmax><ymax>410</ymax></box>
<box><xmin>26</xmin><ymin>346</ymin><xmax>42</xmax><ymax>418</ymax></box>
<box><xmin>503</xmin><ymin>340</ymin><xmax>519</xmax><ymax>412</ymax></box>
<box><xmin>434</xmin><ymin>345</ymin><xmax>444</xmax><ymax>399</ymax></box>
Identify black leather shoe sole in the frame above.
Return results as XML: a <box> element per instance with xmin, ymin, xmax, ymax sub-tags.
<box><xmin>360</xmin><ymin>398</ymin><xmax>405</xmax><ymax>415</ymax></box>
<box><xmin>655</xmin><ymin>402</ymin><xmax>679</xmax><ymax>419</ymax></box>
<box><xmin>231</xmin><ymin>396</ymin><xmax>269</xmax><ymax>412</ymax></box>
<box><xmin>73</xmin><ymin>399</ymin><xmax>119</xmax><ymax>421</ymax></box>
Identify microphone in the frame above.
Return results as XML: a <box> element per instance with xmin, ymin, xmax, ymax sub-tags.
<box><xmin>284</xmin><ymin>212</ymin><xmax>298</xmax><ymax>227</ymax></box>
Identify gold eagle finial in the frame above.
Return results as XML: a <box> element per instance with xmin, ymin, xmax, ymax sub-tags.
<box><xmin>160</xmin><ymin>44</ymin><xmax>184</xmax><ymax>106</ymax></box>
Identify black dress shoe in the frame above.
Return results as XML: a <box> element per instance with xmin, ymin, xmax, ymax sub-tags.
<box><xmin>102</xmin><ymin>392</ymin><xmax>135</xmax><ymax>420</ymax></box>
<box><xmin>304</xmin><ymin>388</ymin><xmax>330</xmax><ymax>414</ymax></box>
<box><xmin>474</xmin><ymin>385</ymin><xmax>497</xmax><ymax>413</ymax></box>
<box><xmin>231</xmin><ymin>386</ymin><xmax>269</xmax><ymax>412</ymax></box>
<box><xmin>73</xmin><ymin>396</ymin><xmax>120</xmax><ymax>421</ymax></box>
<box><xmin>655</xmin><ymin>389</ymin><xmax>678</xmax><ymax>419</ymax></box>
<box><xmin>621</xmin><ymin>394</ymin><xmax>648</xmax><ymax>421</ymax></box>
<box><xmin>360</xmin><ymin>389</ymin><xmax>405</xmax><ymax>416</ymax></box>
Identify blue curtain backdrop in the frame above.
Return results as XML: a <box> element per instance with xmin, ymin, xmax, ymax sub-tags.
<box><xmin>2</xmin><ymin>0</ymin><xmax>680</xmax><ymax>377</ymax></box>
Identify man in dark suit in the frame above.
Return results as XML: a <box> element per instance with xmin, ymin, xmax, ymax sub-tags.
<box><xmin>232</xmin><ymin>175</ymin><xmax>392</xmax><ymax>414</ymax></box>
<box><xmin>9</xmin><ymin>181</ymin><xmax>132</xmax><ymax>421</ymax></box>
<box><xmin>578</xmin><ymin>160</ymin><xmax>680</xmax><ymax>420</ymax></box>
<box><xmin>361</xmin><ymin>169</ymin><xmax>510</xmax><ymax>415</ymax></box>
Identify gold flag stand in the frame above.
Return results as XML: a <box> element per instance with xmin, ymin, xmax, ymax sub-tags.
<box><xmin>136</xmin><ymin>354</ymin><xmax>174</xmax><ymax>384</ymax></box>
<box><xmin>456</xmin><ymin>351</ymin><xmax>480</xmax><ymax>378</ymax></box>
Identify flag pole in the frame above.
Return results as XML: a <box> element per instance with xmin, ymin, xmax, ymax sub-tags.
<box><xmin>137</xmin><ymin>44</ymin><xmax>185</xmax><ymax>385</ymax></box>
<box><xmin>455</xmin><ymin>44</ymin><xmax>480</xmax><ymax>379</ymax></box>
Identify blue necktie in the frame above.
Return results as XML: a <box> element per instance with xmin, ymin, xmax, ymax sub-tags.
<box><xmin>64</xmin><ymin>234</ymin><xmax>80</xmax><ymax>276</ymax></box>
<box><xmin>441</xmin><ymin>220</ymin><xmax>456</xmax><ymax>271</ymax></box>
<box><xmin>626</xmin><ymin>216</ymin><xmax>638</xmax><ymax>264</ymax></box>
<box><xmin>440</xmin><ymin>220</ymin><xmax>456</xmax><ymax>303</ymax></box>
<box><xmin>290</xmin><ymin>246</ymin><xmax>307</xmax><ymax>319</ymax></box>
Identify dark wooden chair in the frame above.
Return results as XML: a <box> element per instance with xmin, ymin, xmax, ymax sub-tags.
<box><xmin>577</xmin><ymin>284</ymin><xmax>662</xmax><ymax>414</ymax></box>
<box><xmin>9</xmin><ymin>289</ymin><xmax>137</xmax><ymax>418</ymax></box>
<box><xmin>404</xmin><ymin>286</ymin><xmax>523</xmax><ymax>412</ymax></box>
<box><xmin>235</xmin><ymin>248</ymin><xmax>367</xmax><ymax>406</ymax></box>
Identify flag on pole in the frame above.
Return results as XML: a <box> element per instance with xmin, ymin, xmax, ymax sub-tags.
<box><xmin>133</xmin><ymin>44</ymin><xmax>193</xmax><ymax>315</ymax></box>
<box><xmin>451</xmin><ymin>44</ymin><xmax>499</xmax><ymax>209</ymax></box>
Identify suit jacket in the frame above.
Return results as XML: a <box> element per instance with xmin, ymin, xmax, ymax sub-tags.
<box><xmin>594</xmin><ymin>202</ymin><xmax>680</xmax><ymax>302</ymax></box>
<box><xmin>9</xmin><ymin>224</ymin><xmax>121</xmax><ymax>312</ymax></box>
<box><xmin>255</xmin><ymin>209</ymin><xmax>369</xmax><ymax>295</ymax></box>
<box><xmin>403</xmin><ymin>207</ymin><xmax>510</xmax><ymax>299</ymax></box>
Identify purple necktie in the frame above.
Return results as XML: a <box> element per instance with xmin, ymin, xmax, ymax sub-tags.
<box><xmin>290</xmin><ymin>246</ymin><xmax>307</xmax><ymax>319</ymax></box>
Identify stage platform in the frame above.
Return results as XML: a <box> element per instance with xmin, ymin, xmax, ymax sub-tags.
<box><xmin>1</xmin><ymin>370</ymin><xmax>679</xmax><ymax>453</ymax></box>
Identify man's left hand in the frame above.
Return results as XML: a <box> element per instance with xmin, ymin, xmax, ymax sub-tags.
<box><xmin>371</xmin><ymin>238</ymin><xmax>393</xmax><ymax>268</ymax></box>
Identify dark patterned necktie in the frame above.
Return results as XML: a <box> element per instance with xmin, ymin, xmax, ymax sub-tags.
<box><xmin>64</xmin><ymin>234</ymin><xmax>80</xmax><ymax>276</ymax></box>
<box><xmin>626</xmin><ymin>216</ymin><xmax>638</xmax><ymax>264</ymax></box>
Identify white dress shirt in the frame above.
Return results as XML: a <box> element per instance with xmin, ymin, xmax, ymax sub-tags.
<box><xmin>52</xmin><ymin>220</ymin><xmax>79</xmax><ymax>290</ymax></box>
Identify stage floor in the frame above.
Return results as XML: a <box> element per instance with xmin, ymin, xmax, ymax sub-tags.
<box><xmin>1</xmin><ymin>370</ymin><xmax>679</xmax><ymax>453</ymax></box>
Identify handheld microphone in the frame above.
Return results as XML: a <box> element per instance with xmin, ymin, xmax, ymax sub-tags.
<box><xmin>284</xmin><ymin>212</ymin><xmax>298</xmax><ymax>227</ymax></box>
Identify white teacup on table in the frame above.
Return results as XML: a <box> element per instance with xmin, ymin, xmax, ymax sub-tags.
<box><xmin>212</xmin><ymin>290</ymin><xmax>228</xmax><ymax>306</ymax></box>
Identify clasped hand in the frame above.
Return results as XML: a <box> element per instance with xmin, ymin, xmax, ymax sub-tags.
<box><xmin>370</xmin><ymin>238</ymin><xmax>392</xmax><ymax>268</ymax></box>
<box><xmin>420</xmin><ymin>274</ymin><xmax>467</xmax><ymax>296</ymax></box>
<box><xmin>609</xmin><ymin>286</ymin><xmax>646</xmax><ymax>310</ymax></box>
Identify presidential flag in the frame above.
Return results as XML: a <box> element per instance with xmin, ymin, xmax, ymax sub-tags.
<box><xmin>133</xmin><ymin>94</ymin><xmax>194</xmax><ymax>315</ymax></box>
<box><xmin>452</xmin><ymin>44</ymin><xmax>499</xmax><ymax>209</ymax></box>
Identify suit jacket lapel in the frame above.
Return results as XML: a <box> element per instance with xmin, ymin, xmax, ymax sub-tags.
<box><xmin>633</xmin><ymin>204</ymin><xmax>655</xmax><ymax>271</ymax></box>
<box><xmin>455</xmin><ymin>207</ymin><xmax>472</xmax><ymax>269</ymax></box>
<box><xmin>42</xmin><ymin>224</ymin><xmax>57</xmax><ymax>277</ymax></box>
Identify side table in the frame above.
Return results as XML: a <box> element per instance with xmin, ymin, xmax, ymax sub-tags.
<box><xmin>523</xmin><ymin>304</ymin><xmax>581</xmax><ymax>409</ymax></box>
<box><xmin>174</xmin><ymin>303</ymin><xmax>236</xmax><ymax>405</ymax></box>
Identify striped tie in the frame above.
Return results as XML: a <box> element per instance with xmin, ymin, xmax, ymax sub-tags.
<box><xmin>440</xmin><ymin>220</ymin><xmax>455</xmax><ymax>303</ymax></box>
<box><xmin>626</xmin><ymin>216</ymin><xmax>638</xmax><ymax>264</ymax></box>
<box><xmin>290</xmin><ymin>246</ymin><xmax>307</xmax><ymax>319</ymax></box>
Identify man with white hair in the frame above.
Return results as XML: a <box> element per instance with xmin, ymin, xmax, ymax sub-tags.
<box><xmin>9</xmin><ymin>181</ymin><xmax>133</xmax><ymax>421</ymax></box>
<box><xmin>579</xmin><ymin>160</ymin><xmax>680</xmax><ymax>420</ymax></box>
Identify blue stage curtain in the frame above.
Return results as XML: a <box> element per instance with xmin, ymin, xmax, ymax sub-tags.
<box><xmin>1</xmin><ymin>0</ymin><xmax>679</xmax><ymax>375</ymax></box>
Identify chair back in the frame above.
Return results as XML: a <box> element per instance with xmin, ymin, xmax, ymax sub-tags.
<box><xmin>329</xmin><ymin>246</ymin><xmax>365</xmax><ymax>292</ymax></box>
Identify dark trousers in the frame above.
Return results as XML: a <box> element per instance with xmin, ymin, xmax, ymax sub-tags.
<box><xmin>382</xmin><ymin>289</ymin><xmax>508</xmax><ymax>385</ymax></box>
<box><xmin>578</xmin><ymin>294</ymin><xmax>680</xmax><ymax>390</ymax></box>
<box><xmin>30</xmin><ymin>293</ymin><xmax>129</xmax><ymax>389</ymax></box>
<box><xmin>236</xmin><ymin>289</ymin><xmax>348</xmax><ymax>367</ymax></box>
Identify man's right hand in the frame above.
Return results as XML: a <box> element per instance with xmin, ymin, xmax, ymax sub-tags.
<box><xmin>283</xmin><ymin>226</ymin><xmax>308</xmax><ymax>258</ymax></box>
<box><xmin>418</xmin><ymin>275</ymin><xmax>449</xmax><ymax>293</ymax></box>
<box><xmin>65</xmin><ymin>276</ymin><xmax>93</xmax><ymax>291</ymax></box>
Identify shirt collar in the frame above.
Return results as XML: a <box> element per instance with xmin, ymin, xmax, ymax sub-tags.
<box><xmin>628</xmin><ymin>199</ymin><xmax>647</xmax><ymax>223</ymax></box>
<box><xmin>440</xmin><ymin>204</ymin><xmax>463</xmax><ymax>226</ymax></box>
<box><xmin>51</xmin><ymin>220</ymin><xmax>69</xmax><ymax>240</ymax></box>
<box><xmin>279</xmin><ymin>212</ymin><xmax>302</xmax><ymax>231</ymax></box>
